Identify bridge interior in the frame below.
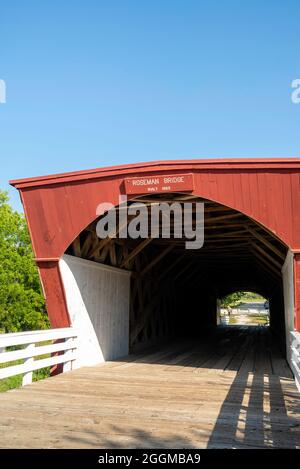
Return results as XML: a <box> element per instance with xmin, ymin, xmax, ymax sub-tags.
<box><xmin>65</xmin><ymin>192</ymin><xmax>288</xmax><ymax>353</ymax></box>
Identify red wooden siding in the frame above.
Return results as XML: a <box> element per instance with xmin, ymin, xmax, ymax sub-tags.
<box><xmin>10</xmin><ymin>158</ymin><xmax>300</xmax><ymax>331</ymax></box>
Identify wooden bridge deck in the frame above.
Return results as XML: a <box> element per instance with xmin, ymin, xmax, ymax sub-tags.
<box><xmin>1</xmin><ymin>326</ymin><xmax>300</xmax><ymax>449</ymax></box>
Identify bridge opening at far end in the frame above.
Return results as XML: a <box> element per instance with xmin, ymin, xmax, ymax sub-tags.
<box><xmin>218</xmin><ymin>291</ymin><xmax>270</xmax><ymax>327</ymax></box>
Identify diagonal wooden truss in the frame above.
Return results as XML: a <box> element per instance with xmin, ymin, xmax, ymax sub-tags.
<box><xmin>66</xmin><ymin>194</ymin><xmax>287</xmax><ymax>349</ymax></box>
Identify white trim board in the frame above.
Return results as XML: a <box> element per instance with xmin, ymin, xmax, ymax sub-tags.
<box><xmin>63</xmin><ymin>253</ymin><xmax>132</xmax><ymax>276</ymax></box>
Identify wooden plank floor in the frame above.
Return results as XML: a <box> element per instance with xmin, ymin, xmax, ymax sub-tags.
<box><xmin>0</xmin><ymin>326</ymin><xmax>300</xmax><ymax>448</ymax></box>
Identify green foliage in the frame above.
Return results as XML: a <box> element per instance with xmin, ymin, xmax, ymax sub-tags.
<box><xmin>241</xmin><ymin>291</ymin><xmax>264</xmax><ymax>302</ymax></box>
<box><xmin>220</xmin><ymin>291</ymin><xmax>266</xmax><ymax>309</ymax></box>
<box><xmin>221</xmin><ymin>291</ymin><xmax>244</xmax><ymax>308</ymax></box>
<box><xmin>0</xmin><ymin>367</ymin><xmax>50</xmax><ymax>392</ymax></box>
<box><xmin>0</xmin><ymin>374</ymin><xmax>22</xmax><ymax>392</ymax></box>
<box><xmin>0</xmin><ymin>190</ymin><xmax>49</xmax><ymax>333</ymax></box>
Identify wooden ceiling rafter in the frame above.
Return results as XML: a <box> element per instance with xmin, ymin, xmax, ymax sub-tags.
<box><xmin>67</xmin><ymin>193</ymin><xmax>287</xmax><ymax>290</ymax></box>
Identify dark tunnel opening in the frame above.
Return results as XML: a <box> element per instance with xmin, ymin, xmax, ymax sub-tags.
<box><xmin>65</xmin><ymin>192</ymin><xmax>288</xmax><ymax>360</ymax></box>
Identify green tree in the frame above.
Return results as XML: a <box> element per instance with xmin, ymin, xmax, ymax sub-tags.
<box><xmin>221</xmin><ymin>291</ymin><xmax>244</xmax><ymax>309</ymax></box>
<box><xmin>0</xmin><ymin>190</ymin><xmax>49</xmax><ymax>332</ymax></box>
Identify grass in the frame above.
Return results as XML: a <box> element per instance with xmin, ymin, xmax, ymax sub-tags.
<box><xmin>229</xmin><ymin>314</ymin><xmax>269</xmax><ymax>327</ymax></box>
<box><xmin>0</xmin><ymin>374</ymin><xmax>22</xmax><ymax>392</ymax></box>
<box><xmin>0</xmin><ymin>368</ymin><xmax>50</xmax><ymax>392</ymax></box>
<box><xmin>0</xmin><ymin>343</ymin><xmax>51</xmax><ymax>392</ymax></box>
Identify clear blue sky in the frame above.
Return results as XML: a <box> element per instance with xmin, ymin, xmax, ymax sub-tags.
<box><xmin>1</xmin><ymin>1</ymin><xmax>300</xmax><ymax>211</ymax></box>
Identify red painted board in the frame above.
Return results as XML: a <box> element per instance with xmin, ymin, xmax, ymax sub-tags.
<box><xmin>8</xmin><ymin>158</ymin><xmax>300</xmax><ymax>329</ymax></box>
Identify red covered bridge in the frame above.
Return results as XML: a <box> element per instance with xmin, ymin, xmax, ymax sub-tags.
<box><xmin>0</xmin><ymin>158</ymin><xmax>299</xmax><ymax>448</ymax></box>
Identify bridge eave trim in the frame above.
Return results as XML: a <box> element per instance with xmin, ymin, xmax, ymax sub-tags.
<box><xmin>9</xmin><ymin>157</ymin><xmax>300</xmax><ymax>189</ymax></box>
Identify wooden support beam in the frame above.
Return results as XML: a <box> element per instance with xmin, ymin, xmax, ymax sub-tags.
<box><xmin>180</xmin><ymin>263</ymin><xmax>203</xmax><ymax>286</ymax></box>
<box><xmin>139</xmin><ymin>244</ymin><xmax>175</xmax><ymax>277</ymax></box>
<box><xmin>81</xmin><ymin>232</ymin><xmax>93</xmax><ymax>257</ymax></box>
<box><xmin>83</xmin><ymin>221</ymin><xmax>97</xmax><ymax>232</ymax></box>
<box><xmin>202</xmin><ymin>242</ymin><xmax>249</xmax><ymax>250</ymax></box>
<box><xmin>72</xmin><ymin>237</ymin><xmax>81</xmax><ymax>257</ymax></box>
<box><xmin>203</xmin><ymin>206</ymin><xmax>233</xmax><ymax>212</ymax></box>
<box><xmin>109</xmin><ymin>241</ymin><xmax>117</xmax><ymax>266</ymax></box>
<box><xmin>249</xmin><ymin>247</ymin><xmax>281</xmax><ymax>278</ymax></box>
<box><xmin>98</xmin><ymin>243</ymin><xmax>110</xmax><ymax>263</ymax></box>
<box><xmin>173</xmin><ymin>261</ymin><xmax>195</xmax><ymax>281</ymax></box>
<box><xmin>246</xmin><ymin>226</ymin><xmax>285</xmax><ymax>260</ymax></box>
<box><xmin>158</xmin><ymin>253</ymin><xmax>187</xmax><ymax>281</ymax></box>
<box><xmin>207</xmin><ymin>230</ymin><xmax>248</xmax><ymax>238</ymax></box>
<box><xmin>205</xmin><ymin>213</ymin><xmax>244</xmax><ymax>223</ymax></box>
<box><xmin>88</xmin><ymin>216</ymin><xmax>133</xmax><ymax>259</ymax></box>
<box><xmin>120</xmin><ymin>238</ymin><xmax>153</xmax><ymax>268</ymax></box>
<box><xmin>176</xmin><ymin>194</ymin><xmax>202</xmax><ymax>201</ymax></box>
<box><xmin>250</xmin><ymin>250</ymin><xmax>281</xmax><ymax>281</ymax></box>
<box><xmin>88</xmin><ymin>236</ymin><xmax>112</xmax><ymax>259</ymax></box>
<box><xmin>250</xmin><ymin>242</ymin><xmax>282</xmax><ymax>269</ymax></box>
<box><xmin>130</xmin><ymin>285</ymin><xmax>164</xmax><ymax>345</ymax></box>
<box><xmin>204</xmin><ymin>223</ymin><xmax>250</xmax><ymax>230</ymax></box>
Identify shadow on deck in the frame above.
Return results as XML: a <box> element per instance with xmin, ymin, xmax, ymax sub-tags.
<box><xmin>0</xmin><ymin>326</ymin><xmax>299</xmax><ymax>448</ymax></box>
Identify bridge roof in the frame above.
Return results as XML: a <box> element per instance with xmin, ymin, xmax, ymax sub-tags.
<box><xmin>10</xmin><ymin>157</ymin><xmax>300</xmax><ymax>189</ymax></box>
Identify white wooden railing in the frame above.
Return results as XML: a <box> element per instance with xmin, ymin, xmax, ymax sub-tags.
<box><xmin>0</xmin><ymin>328</ymin><xmax>78</xmax><ymax>386</ymax></box>
<box><xmin>290</xmin><ymin>331</ymin><xmax>300</xmax><ymax>392</ymax></box>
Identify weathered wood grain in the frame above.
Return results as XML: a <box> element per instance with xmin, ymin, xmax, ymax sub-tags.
<box><xmin>0</xmin><ymin>327</ymin><xmax>299</xmax><ymax>449</ymax></box>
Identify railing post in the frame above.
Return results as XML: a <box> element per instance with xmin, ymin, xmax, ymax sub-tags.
<box><xmin>0</xmin><ymin>328</ymin><xmax>78</xmax><ymax>383</ymax></box>
<box><xmin>22</xmin><ymin>343</ymin><xmax>35</xmax><ymax>386</ymax></box>
<box><xmin>63</xmin><ymin>337</ymin><xmax>74</xmax><ymax>373</ymax></box>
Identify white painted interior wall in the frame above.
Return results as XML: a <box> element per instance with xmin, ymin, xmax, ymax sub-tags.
<box><xmin>282</xmin><ymin>251</ymin><xmax>295</xmax><ymax>341</ymax></box>
<box><xmin>59</xmin><ymin>254</ymin><xmax>131</xmax><ymax>368</ymax></box>
<box><xmin>290</xmin><ymin>331</ymin><xmax>300</xmax><ymax>391</ymax></box>
<box><xmin>282</xmin><ymin>250</ymin><xmax>300</xmax><ymax>390</ymax></box>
